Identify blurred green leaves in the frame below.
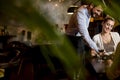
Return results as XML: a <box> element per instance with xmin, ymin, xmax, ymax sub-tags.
<box><xmin>0</xmin><ymin>0</ymin><xmax>120</xmax><ymax>79</ymax></box>
<box><xmin>0</xmin><ymin>0</ymin><xmax>82</xmax><ymax>79</ymax></box>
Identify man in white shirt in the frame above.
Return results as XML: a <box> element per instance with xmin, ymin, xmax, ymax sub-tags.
<box><xmin>66</xmin><ymin>2</ymin><xmax>103</xmax><ymax>55</ymax></box>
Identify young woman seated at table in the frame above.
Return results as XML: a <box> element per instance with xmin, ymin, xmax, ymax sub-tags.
<box><xmin>91</xmin><ymin>17</ymin><xmax>120</xmax><ymax>70</ymax></box>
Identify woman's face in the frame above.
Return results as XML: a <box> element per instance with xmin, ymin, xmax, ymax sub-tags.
<box><xmin>102</xmin><ymin>20</ymin><xmax>115</xmax><ymax>33</ymax></box>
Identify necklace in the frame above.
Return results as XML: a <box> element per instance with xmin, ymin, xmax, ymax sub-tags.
<box><xmin>101</xmin><ymin>33</ymin><xmax>111</xmax><ymax>44</ymax></box>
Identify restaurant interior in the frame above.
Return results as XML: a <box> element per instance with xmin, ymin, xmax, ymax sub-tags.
<box><xmin>0</xmin><ymin>0</ymin><xmax>120</xmax><ymax>80</ymax></box>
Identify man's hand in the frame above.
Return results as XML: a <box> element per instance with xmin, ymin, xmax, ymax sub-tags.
<box><xmin>91</xmin><ymin>49</ymin><xmax>97</xmax><ymax>57</ymax></box>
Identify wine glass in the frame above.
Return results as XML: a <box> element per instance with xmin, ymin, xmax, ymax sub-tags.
<box><xmin>97</xmin><ymin>49</ymin><xmax>104</xmax><ymax>63</ymax></box>
<box><xmin>98</xmin><ymin>49</ymin><xmax>104</xmax><ymax>52</ymax></box>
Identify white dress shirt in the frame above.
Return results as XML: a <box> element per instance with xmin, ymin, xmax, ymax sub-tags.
<box><xmin>66</xmin><ymin>7</ymin><xmax>99</xmax><ymax>52</ymax></box>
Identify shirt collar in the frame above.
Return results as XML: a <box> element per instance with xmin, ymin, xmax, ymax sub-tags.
<box><xmin>85</xmin><ymin>8</ymin><xmax>91</xmax><ymax>18</ymax></box>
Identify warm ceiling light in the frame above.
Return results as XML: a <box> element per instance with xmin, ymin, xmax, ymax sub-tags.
<box><xmin>55</xmin><ymin>4</ymin><xmax>58</xmax><ymax>7</ymax></box>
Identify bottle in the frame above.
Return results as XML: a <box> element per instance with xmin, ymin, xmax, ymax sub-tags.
<box><xmin>3</xmin><ymin>25</ymin><xmax>9</xmax><ymax>36</ymax></box>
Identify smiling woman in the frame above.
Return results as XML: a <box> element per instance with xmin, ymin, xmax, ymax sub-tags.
<box><xmin>92</xmin><ymin>17</ymin><xmax>120</xmax><ymax>54</ymax></box>
<box><xmin>91</xmin><ymin>17</ymin><xmax>120</xmax><ymax>77</ymax></box>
